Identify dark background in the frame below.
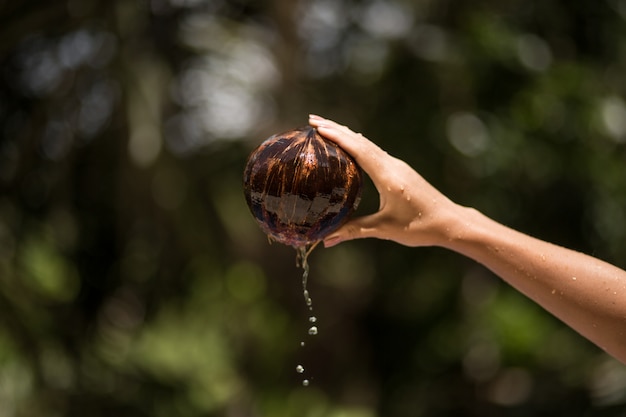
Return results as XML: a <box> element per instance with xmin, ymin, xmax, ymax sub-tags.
<box><xmin>1</xmin><ymin>0</ymin><xmax>626</xmax><ymax>416</ymax></box>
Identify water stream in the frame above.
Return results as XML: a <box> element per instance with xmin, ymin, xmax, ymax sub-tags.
<box><xmin>296</xmin><ymin>243</ymin><xmax>320</xmax><ymax>387</ymax></box>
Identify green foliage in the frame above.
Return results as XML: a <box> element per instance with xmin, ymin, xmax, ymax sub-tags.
<box><xmin>1</xmin><ymin>0</ymin><xmax>626</xmax><ymax>416</ymax></box>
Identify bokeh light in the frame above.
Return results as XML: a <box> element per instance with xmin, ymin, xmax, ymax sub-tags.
<box><xmin>1</xmin><ymin>0</ymin><xmax>626</xmax><ymax>416</ymax></box>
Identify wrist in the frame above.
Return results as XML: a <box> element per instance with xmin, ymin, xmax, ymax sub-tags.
<box><xmin>401</xmin><ymin>201</ymin><xmax>473</xmax><ymax>248</ymax></box>
<box><xmin>436</xmin><ymin>204</ymin><xmax>487</xmax><ymax>251</ymax></box>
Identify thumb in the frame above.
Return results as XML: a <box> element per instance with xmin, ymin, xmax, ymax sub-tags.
<box><xmin>323</xmin><ymin>214</ymin><xmax>381</xmax><ymax>248</ymax></box>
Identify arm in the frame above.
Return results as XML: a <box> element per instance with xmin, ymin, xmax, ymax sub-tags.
<box><xmin>309</xmin><ymin>114</ymin><xmax>626</xmax><ymax>364</ymax></box>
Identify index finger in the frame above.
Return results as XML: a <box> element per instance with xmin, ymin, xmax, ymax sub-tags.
<box><xmin>308</xmin><ymin>115</ymin><xmax>389</xmax><ymax>178</ymax></box>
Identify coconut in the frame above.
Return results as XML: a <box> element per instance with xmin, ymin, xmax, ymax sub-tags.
<box><xmin>243</xmin><ymin>125</ymin><xmax>362</xmax><ymax>248</ymax></box>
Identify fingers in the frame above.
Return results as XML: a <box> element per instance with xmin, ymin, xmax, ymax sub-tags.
<box><xmin>308</xmin><ymin>115</ymin><xmax>388</xmax><ymax>179</ymax></box>
<box><xmin>308</xmin><ymin>115</ymin><xmax>383</xmax><ymax>248</ymax></box>
<box><xmin>322</xmin><ymin>214</ymin><xmax>382</xmax><ymax>248</ymax></box>
<box><xmin>308</xmin><ymin>114</ymin><xmax>373</xmax><ymax>153</ymax></box>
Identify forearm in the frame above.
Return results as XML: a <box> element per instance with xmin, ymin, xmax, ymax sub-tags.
<box><xmin>441</xmin><ymin>205</ymin><xmax>626</xmax><ymax>363</ymax></box>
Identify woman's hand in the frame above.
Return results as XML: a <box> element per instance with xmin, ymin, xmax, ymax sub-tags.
<box><xmin>307</xmin><ymin>115</ymin><xmax>626</xmax><ymax>363</ymax></box>
<box><xmin>309</xmin><ymin>114</ymin><xmax>458</xmax><ymax>248</ymax></box>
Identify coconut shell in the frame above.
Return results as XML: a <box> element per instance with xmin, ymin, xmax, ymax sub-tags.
<box><xmin>243</xmin><ymin>126</ymin><xmax>362</xmax><ymax>248</ymax></box>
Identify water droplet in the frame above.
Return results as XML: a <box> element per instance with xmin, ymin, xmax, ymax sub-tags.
<box><xmin>309</xmin><ymin>316</ymin><xmax>317</xmax><ymax>323</ymax></box>
<box><xmin>308</xmin><ymin>326</ymin><xmax>318</xmax><ymax>335</ymax></box>
<box><xmin>302</xmin><ymin>379</ymin><xmax>310</xmax><ymax>387</ymax></box>
<box><xmin>300</xmin><ymin>341</ymin><xmax>305</xmax><ymax>347</ymax></box>
<box><xmin>551</xmin><ymin>289</ymin><xmax>556</xmax><ymax>294</ymax></box>
<box><xmin>296</xmin><ymin>365</ymin><xmax>304</xmax><ymax>373</ymax></box>
<box><xmin>572</xmin><ymin>276</ymin><xmax>577</xmax><ymax>281</ymax></box>
<box><xmin>304</xmin><ymin>290</ymin><xmax>313</xmax><ymax>307</ymax></box>
<box><xmin>406</xmin><ymin>195</ymin><xmax>411</xmax><ymax>201</ymax></box>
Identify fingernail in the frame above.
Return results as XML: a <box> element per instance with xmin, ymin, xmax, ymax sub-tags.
<box><xmin>323</xmin><ymin>235</ymin><xmax>341</xmax><ymax>248</ymax></box>
<box><xmin>309</xmin><ymin>114</ymin><xmax>323</xmax><ymax>120</ymax></box>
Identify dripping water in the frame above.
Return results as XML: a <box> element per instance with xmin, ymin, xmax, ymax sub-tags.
<box><xmin>297</xmin><ymin>245</ymin><xmax>315</xmax><ymax>310</ymax></box>
<box><xmin>295</xmin><ymin>242</ymin><xmax>320</xmax><ymax>387</ymax></box>
<box><xmin>297</xmin><ymin>242</ymin><xmax>319</xmax><ymax>311</ymax></box>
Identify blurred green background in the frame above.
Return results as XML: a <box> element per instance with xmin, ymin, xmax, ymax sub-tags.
<box><xmin>1</xmin><ymin>0</ymin><xmax>626</xmax><ymax>416</ymax></box>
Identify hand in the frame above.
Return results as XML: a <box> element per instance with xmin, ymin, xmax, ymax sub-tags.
<box><xmin>308</xmin><ymin>115</ymin><xmax>458</xmax><ymax>248</ymax></box>
<box><xmin>311</xmin><ymin>116</ymin><xmax>626</xmax><ymax>364</ymax></box>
